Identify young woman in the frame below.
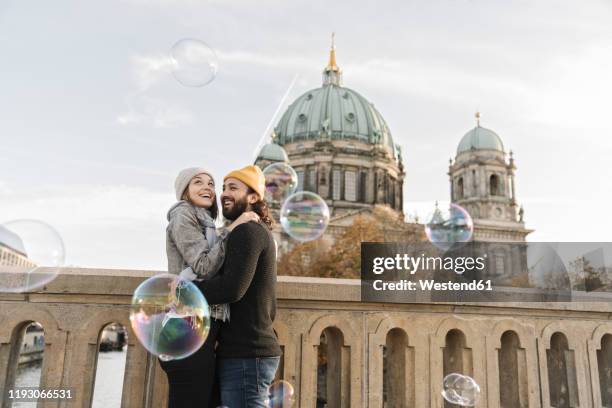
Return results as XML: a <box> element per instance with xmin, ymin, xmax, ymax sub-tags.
<box><xmin>163</xmin><ymin>167</ymin><xmax>259</xmax><ymax>408</ymax></box>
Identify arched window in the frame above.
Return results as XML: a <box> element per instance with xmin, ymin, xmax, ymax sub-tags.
<box><xmin>307</xmin><ymin>168</ymin><xmax>317</xmax><ymax>192</ymax></box>
<box><xmin>597</xmin><ymin>334</ymin><xmax>612</xmax><ymax>406</ymax></box>
<box><xmin>2</xmin><ymin>322</ymin><xmax>45</xmax><ymax>399</ymax></box>
<box><xmin>547</xmin><ymin>332</ymin><xmax>579</xmax><ymax>407</ymax></box>
<box><xmin>92</xmin><ymin>323</ymin><xmax>129</xmax><ymax>408</ymax></box>
<box><xmin>490</xmin><ymin>174</ymin><xmax>500</xmax><ymax>196</ymax></box>
<box><xmin>344</xmin><ymin>171</ymin><xmax>357</xmax><ymax>202</ymax></box>
<box><xmin>498</xmin><ymin>331</ymin><xmax>528</xmax><ymax>407</ymax></box>
<box><xmin>443</xmin><ymin>329</ymin><xmax>473</xmax><ymax>407</ymax></box>
<box><xmin>383</xmin><ymin>328</ymin><xmax>414</xmax><ymax>407</ymax></box>
<box><xmin>332</xmin><ymin>170</ymin><xmax>342</xmax><ymax>200</ymax></box>
<box><xmin>317</xmin><ymin>327</ymin><xmax>349</xmax><ymax>408</ymax></box>
<box><xmin>359</xmin><ymin>172</ymin><xmax>367</xmax><ymax>202</ymax></box>
<box><xmin>457</xmin><ymin>177</ymin><xmax>464</xmax><ymax>200</ymax></box>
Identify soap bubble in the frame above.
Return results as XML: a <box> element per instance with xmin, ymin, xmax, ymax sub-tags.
<box><xmin>0</xmin><ymin>219</ymin><xmax>65</xmax><ymax>293</ymax></box>
<box><xmin>266</xmin><ymin>380</ymin><xmax>296</xmax><ymax>407</ymax></box>
<box><xmin>280</xmin><ymin>192</ymin><xmax>330</xmax><ymax>242</ymax></box>
<box><xmin>170</xmin><ymin>38</ymin><xmax>218</xmax><ymax>87</ymax></box>
<box><xmin>425</xmin><ymin>202</ymin><xmax>474</xmax><ymax>252</ymax></box>
<box><xmin>130</xmin><ymin>274</ymin><xmax>210</xmax><ymax>361</ymax></box>
<box><xmin>441</xmin><ymin>373</ymin><xmax>480</xmax><ymax>406</ymax></box>
<box><xmin>263</xmin><ymin>163</ymin><xmax>298</xmax><ymax>205</ymax></box>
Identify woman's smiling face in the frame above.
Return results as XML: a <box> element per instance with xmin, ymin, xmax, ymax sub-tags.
<box><xmin>185</xmin><ymin>173</ymin><xmax>215</xmax><ymax>208</ymax></box>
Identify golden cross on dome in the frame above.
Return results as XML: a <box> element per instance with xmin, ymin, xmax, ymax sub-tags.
<box><xmin>475</xmin><ymin>111</ymin><xmax>481</xmax><ymax>126</ymax></box>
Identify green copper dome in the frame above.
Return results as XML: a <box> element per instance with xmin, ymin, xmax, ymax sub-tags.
<box><xmin>256</xmin><ymin>142</ymin><xmax>288</xmax><ymax>162</ymax></box>
<box><xmin>274</xmin><ymin>42</ymin><xmax>395</xmax><ymax>154</ymax></box>
<box><xmin>457</xmin><ymin>125</ymin><xmax>504</xmax><ymax>154</ymax></box>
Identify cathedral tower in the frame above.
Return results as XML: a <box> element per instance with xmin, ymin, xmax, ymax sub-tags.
<box><xmin>448</xmin><ymin>113</ymin><xmax>531</xmax><ymax>241</ymax></box>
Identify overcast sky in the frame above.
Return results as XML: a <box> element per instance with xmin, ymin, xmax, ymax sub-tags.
<box><xmin>1</xmin><ymin>0</ymin><xmax>611</xmax><ymax>270</ymax></box>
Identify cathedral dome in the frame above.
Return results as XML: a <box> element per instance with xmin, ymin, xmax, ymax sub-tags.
<box><xmin>457</xmin><ymin>123</ymin><xmax>504</xmax><ymax>154</ymax></box>
<box><xmin>256</xmin><ymin>142</ymin><xmax>288</xmax><ymax>163</ymax></box>
<box><xmin>274</xmin><ymin>39</ymin><xmax>395</xmax><ymax>156</ymax></box>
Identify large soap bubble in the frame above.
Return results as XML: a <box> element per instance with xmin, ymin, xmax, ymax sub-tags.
<box><xmin>425</xmin><ymin>202</ymin><xmax>474</xmax><ymax>252</ymax></box>
<box><xmin>441</xmin><ymin>373</ymin><xmax>480</xmax><ymax>406</ymax></box>
<box><xmin>263</xmin><ymin>163</ymin><xmax>298</xmax><ymax>205</ymax></box>
<box><xmin>0</xmin><ymin>219</ymin><xmax>65</xmax><ymax>293</ymax></box>
<box><xmin>130</xmin><ymin>274</ymin><xmax>210</xmax><ymax>361</ymax></box>
<box><xmin>280</xmin><ymin>192</ymin><xmax>330</xmax><ymax>242</ymax></box>
<box><xmin>266</xmin><ymin>380</ymin><xmax>296</xmax><ymax>407</ymax></box>
<box><xmin>170</xmin><ymin>38</ymin><xmax>218</xmax><ymax>87</ymax></box>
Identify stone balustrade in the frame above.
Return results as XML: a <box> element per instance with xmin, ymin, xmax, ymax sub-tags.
<box><xmin>1</xmin><ymin>268</ymin><xmax>612</xmax><ymax>407</ymax></box>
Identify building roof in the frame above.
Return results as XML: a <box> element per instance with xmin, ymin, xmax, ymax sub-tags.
<box><xmin>0</xmin><ymin>225</ymin><xmax>27</xmax><ymax>256</ymax></box>
<box><xmin>457</xmin><ymin>124</ymin><xmax>505</xmax><ymax>154</ymax></box>
<box><xmin>273</xmin><ymin>41</ymin><xmax>396</xmax><ymax>156</ymax></box>
<box><xmin>256</xmin><ymin>142</ymin><xmax>289</xmax><ymax>163</ymax></box>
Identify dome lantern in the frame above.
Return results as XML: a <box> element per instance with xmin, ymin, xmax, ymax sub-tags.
<box><xmin>322</xmin><ymin>33</ymin><xmax>343</xmax><ymax>87</ymax></box>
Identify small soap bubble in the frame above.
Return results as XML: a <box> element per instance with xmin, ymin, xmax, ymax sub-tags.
<box><xmin>0</xmin><ymin>219</ymin><xmax>65</xmax><ymax>293</ymax></box>
<box><xmin>267</xmin><ymin>380</ymin><xmax>296</xmax><ymax>407</ymax></box>
<box><xmin>280</xmin><ymin>192</ymin><xmax>330</xmax><ymax>242</ymax></box>
<box><xmin>130</xmin><ymin>274</ymin><xmax>210</xmax><ymax>361</ymax></box>
<box><xmin>263</xmin><ymin>163</ymin><xmax>298</xmax><ymax>205</ymax></box>
<box><xmin>425</xmin><ymin>202</ymin><xmax>474</xmax><ymax>252</ymax></box>
<box><xmin>441</xmin><ymin>373</ymin><xmax>480</xmax><ymax>406</ymax></box>
<box><xmin>170</xmin><ymin>38</ymin><xmax>218</xmax><ymax>87</ymax></box>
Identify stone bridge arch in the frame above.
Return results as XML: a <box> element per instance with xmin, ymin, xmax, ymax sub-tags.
<box><xmin>485</xmin><ymin>319</ymin><xmax>540</xmax><ymax>408</ymax></box>
<box><xmin>301</xmin><ymin>313</ymin><xmax>362</xmax><ymax>407</ymax></box>
<box><xmin>587</xmin><ymin>323</ymin><xmax>612</xmax><ymax>407</ymax></box>
<box><xmin>430</xmin><ymin>317</ymin><xmax>485</xmax><ymax>407</ymax></box>
<box><xmin>539</xmin><ymin>321</ymin><xmax>590</xmax><ymax>408</ymax></box>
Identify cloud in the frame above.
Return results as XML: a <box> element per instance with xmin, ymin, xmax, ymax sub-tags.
<box><xmin>116</xmin><ymin>92</ymin><xmax>194</xmax><ymax>128</ymax></box>
<box><xmin>130</xmin><ymin>54</ymin><xmax>176</xmax><ymax>91</ymax></box>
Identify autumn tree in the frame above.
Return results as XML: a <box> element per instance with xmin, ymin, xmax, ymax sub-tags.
<box><xmin>278</xmin><ymin>208</ymin><xmax>425</xmax><ymax>278</ymax></box>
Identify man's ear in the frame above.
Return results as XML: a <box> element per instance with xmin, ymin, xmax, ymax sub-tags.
<box><xmin>247</xmin><ymin>193</ymin><xmax>259</xmax><ymax>205</ymax></box>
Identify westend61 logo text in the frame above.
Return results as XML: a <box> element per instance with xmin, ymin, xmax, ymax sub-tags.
<box><xmin>371</xmin><ymin>253</ymin><xmax>487</xmax><ymax>275</ymax></box>
<box><xmin>369</xmin><ymin>253</ymin><xmax>492</xmax><ymax>292</ymax></box>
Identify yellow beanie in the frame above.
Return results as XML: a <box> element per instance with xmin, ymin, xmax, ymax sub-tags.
<box><xmin>224</xmin><ymin>165</ymin><xmax>266</xmax><ymax>199</ymax></box>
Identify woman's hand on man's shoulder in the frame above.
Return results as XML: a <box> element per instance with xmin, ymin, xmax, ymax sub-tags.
<box><xmin>227</xmin><ymin>211</ymin><xmax>260</xmax><ymax>232</ymax></box>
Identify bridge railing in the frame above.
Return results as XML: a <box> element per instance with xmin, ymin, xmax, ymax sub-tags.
<box><xmin>1</xmin><ymin>268</ymin><xmax>612</xmax><ymax>407</ymax></box>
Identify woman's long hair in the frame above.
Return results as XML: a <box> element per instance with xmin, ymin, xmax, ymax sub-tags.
<box><xmin>248</xmin><ymin>187</ymin><xmax>274</xmax><ymax>230</ymax></box>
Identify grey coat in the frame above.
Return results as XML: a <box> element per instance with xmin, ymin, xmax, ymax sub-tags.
<box><xmin>166</xmin><ymin>201</ymin><xmax>229</xmax><ymax>320</ymax></box>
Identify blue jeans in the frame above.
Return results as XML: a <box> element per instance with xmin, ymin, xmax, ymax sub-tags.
<box><xmin>218</xmin><ymin>356</ymin><xmax>280</xmax><ymax>408</ymax></box>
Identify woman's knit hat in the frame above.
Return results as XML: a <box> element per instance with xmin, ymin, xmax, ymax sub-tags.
<box><xmin>224</xmin><ymin>165</ymin><xmax>266</xmax><ymax>199</ymax></box>
<box><xmin>174</xmin><ymin>167</ymin><xmax>215</xmax><ymax>200</ymax></box>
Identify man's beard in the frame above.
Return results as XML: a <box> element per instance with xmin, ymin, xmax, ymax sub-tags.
<box><xmin>222</xmin><ymin>195</ymin><xmax>249</xmax><ymax>221</ymax></box>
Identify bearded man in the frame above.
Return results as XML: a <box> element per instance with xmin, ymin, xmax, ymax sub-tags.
<box><xmin>197</xmin><ymin>165</ymin><xmax>281</xmax><ymax>408</ymax></box>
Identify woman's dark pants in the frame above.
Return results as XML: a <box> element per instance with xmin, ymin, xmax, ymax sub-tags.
<box><xmin>159</xmin><ymin>319</ymin><xmax>221</xmax><ymax>408</ymax></box>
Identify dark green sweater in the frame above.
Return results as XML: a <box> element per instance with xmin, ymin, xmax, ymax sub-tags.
<box><xmin>197</xmin><ymin>221</ymin><xmax>281</xmax><ymax>358</ymax></box>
